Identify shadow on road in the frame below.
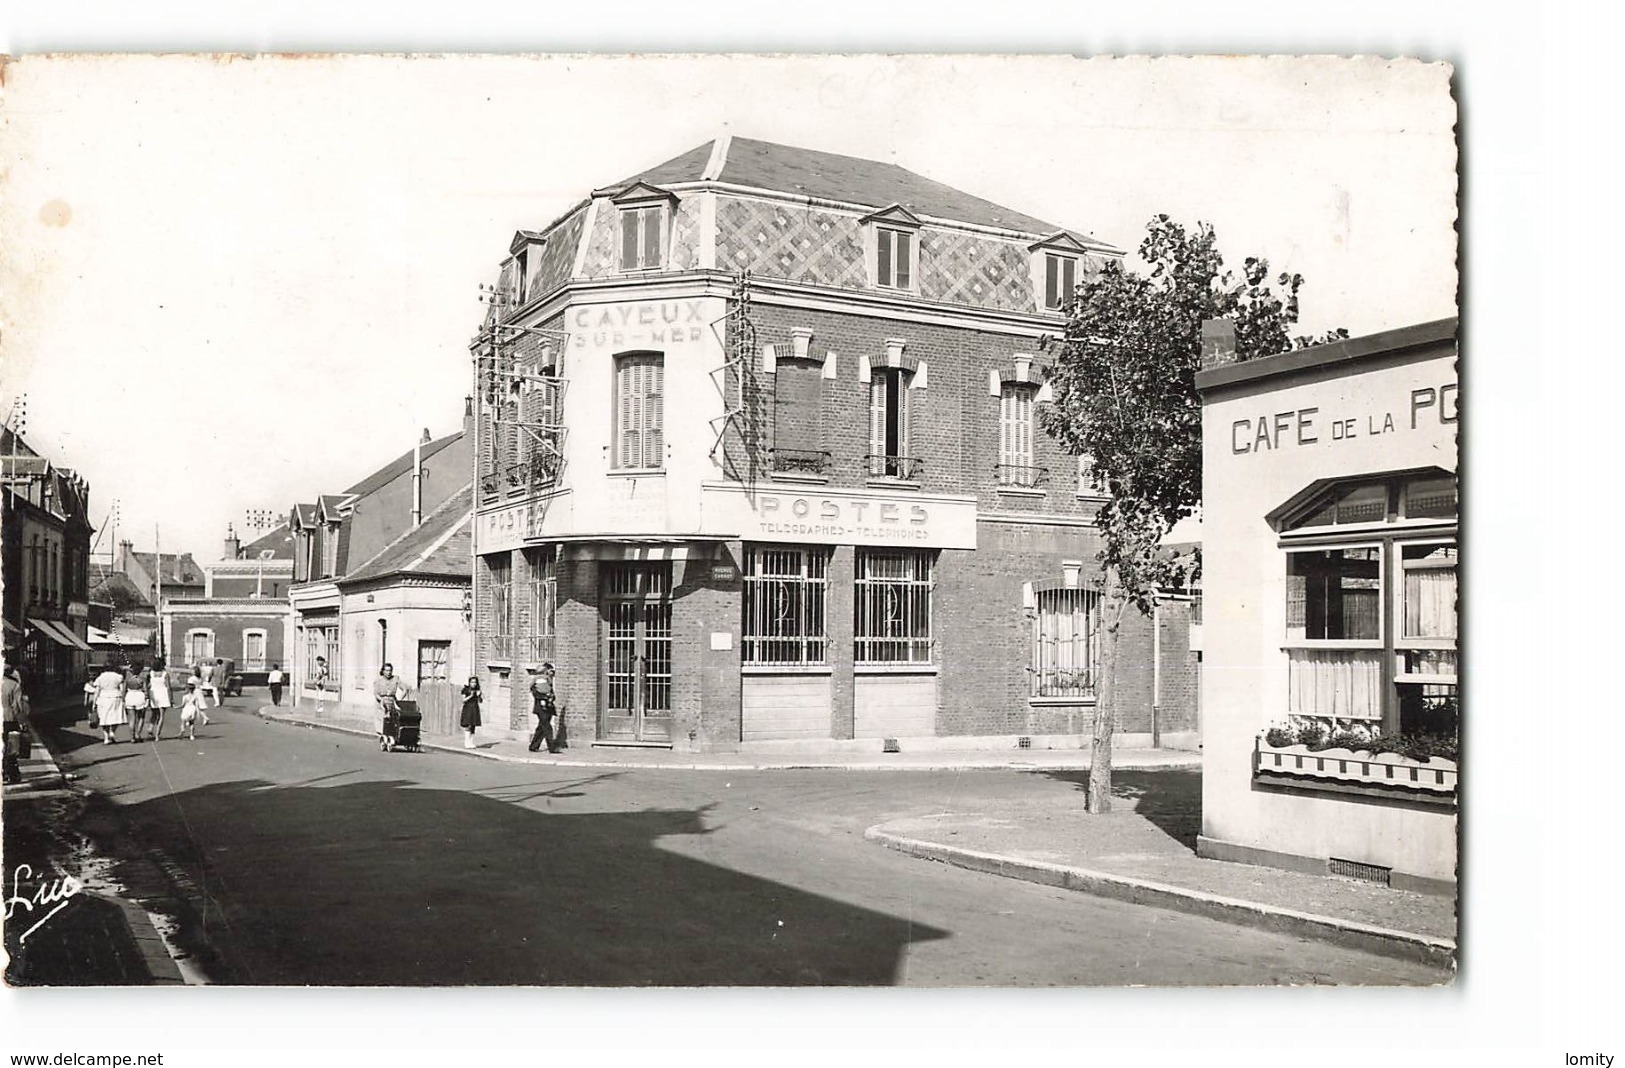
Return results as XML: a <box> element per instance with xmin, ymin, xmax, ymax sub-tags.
<box><xmin>112</xmin><ymin>775</ymin><xmax>949</xmax><ymax>986</ymax></box>
<box><xmin>1036</xmin><ymin>768</ymin><xmax>1203</xmax><ymax>850</ymax></box>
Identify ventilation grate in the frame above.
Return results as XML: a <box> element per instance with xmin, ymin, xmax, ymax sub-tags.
<box><xmin>1328</xmin><ymin>857</ymin><xmax>1391</xmax><ymax>886</ymax></box>
<box><xmin>1017</xmin><ymin>736</ymin><xmax>1032</xmax><ymax>749</ymax></box>
<box><xmin>882</xmin><ymin>738</ymin><xmax>901</xmax><ymax>753</ymax></box>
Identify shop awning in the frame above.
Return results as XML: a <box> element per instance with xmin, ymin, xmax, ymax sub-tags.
<box><xmin>47</xmin><ymin>620</ymin><xmax>93</xmax><ymax>651</ymax></box>
<box><xmin>28</xmin><ymin>618</ymin><xmax>76</xmax><ymax>648</ymax></box>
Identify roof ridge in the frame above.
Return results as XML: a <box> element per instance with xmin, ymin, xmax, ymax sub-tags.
<box><xmin>339</xmin><ymin>482</ymin><xmax>472</xmax><ymax>581</ymax></box>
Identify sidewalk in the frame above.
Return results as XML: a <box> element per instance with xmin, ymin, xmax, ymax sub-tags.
<box><xmin>865</xmin><ymin>786</ymin><xmax>1457</xmax><ymax>968</ymax></box>
<box><xmin>254</xmin><ymin>700</ymin><xmax>1201</xmax><ymax>771</ymax></box>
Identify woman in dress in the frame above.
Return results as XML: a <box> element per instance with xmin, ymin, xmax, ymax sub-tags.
<box><xmin>124</xmin><ymin>661</ymin><xmax>151</xmax><ymax>742</ymax></box>
<box><xmin>92</xmin><ymin>662</ymin><xmax>128</xmax><ymax>745</ymax></box>
<box><xmin>146</xmin><ymin>657</ymin><xmax>172</xmax><ymax>741</ymax></box>
<box><xmin>459</xmin><ymin>676</ymin><xmax>482</xmax><ymax>750</ymax></box>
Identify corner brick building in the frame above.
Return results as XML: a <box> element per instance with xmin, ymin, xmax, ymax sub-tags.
<box><xmin>471</xmin><ymin>137</ymin><xmax>1198</xmax><ymax>752</ymax></box>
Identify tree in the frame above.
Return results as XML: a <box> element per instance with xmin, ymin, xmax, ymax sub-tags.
<box><xmin>1040</xmin><ymin>215</ymin><xmax>1346</xmax><ymax>814</ymax></box>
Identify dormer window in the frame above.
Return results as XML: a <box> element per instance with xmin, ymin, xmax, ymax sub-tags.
<box><xmin>610</xmin><ymin>182</ymin><xmax>678</xmax><ymax>273</ymax></box>
<box><xmin>876</xmin><ymin>227</ymin><xmax>913</xmax><ymax>290</ymax></box>
<box><xmin>862</xmin><ymin>205</ymin><xmax>922</xmax><ymax>293</ymax></box>
<box><xmin>1030</xmin><ymin>232</ymin><xmax>1110</xmax><ymax>313</ymax></box>
<box><xmin>620</xmin><ymin>205</ymin><xmax>665</xmax><ymax>271</ymax></box>
<box><xmin>1044</xmin><ymin>253</ymin><xmax>1077</xmax><ymax>311</ymax></box>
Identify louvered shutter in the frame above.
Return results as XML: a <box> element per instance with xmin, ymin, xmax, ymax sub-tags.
<box><xmin>642</xmin><ymin>207</ymin><xmax>662</xmax><ymax>269</ymax></box>
<box><xmin>645</xmin><ymin>357</ymin><xmax>664</xmax><ymax>468</ymax></box>
<box><xmin>618</xmin><ymin>360</ymin><xmax>639</xmax><ymax>467</ymax></box>
<box><xmin>620</xmin><ymin>210</ymin><xmax>639</xmax><ymax>269</ymax></box>
<box><xmin>869</xmin><ymin>373</ymin><xmax>886</xmax><ymax>464</ymax></box>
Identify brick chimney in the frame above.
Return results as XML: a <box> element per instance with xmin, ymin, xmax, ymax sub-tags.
<box><xmin>1200</xmin><ymin>318</ymin><xmax>1237</xmax><ymax>369</ymax></box>
<box><xmin>118</xmin><ymin>539</ymin><xmax>133</xmax><ymax>573</ymax></box>
<box><xmin>463</xmin><ymin>395</ymin><xmax>474</xmax><ymax>433</ymax></box>
<box><xmin>224</xmin><ymin>524</ymin><xmax>241</xmax><ymax>560</ymax></box>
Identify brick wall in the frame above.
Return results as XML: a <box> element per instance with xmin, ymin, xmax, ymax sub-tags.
<box><xmin>739</xmin><ymin>303</ymin><xmax>1093</xmax><ymax>515</ymax></box>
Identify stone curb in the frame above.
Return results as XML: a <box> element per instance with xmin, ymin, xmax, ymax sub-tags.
<box><xmin>250</xmin><ymin>708</ymin><xmax>1196</xmax><ymax>773</ymax></box>
<box><xmin>254</xmin><ymin>708</ymin><xmax>1199</xmax><ymax>773</ymax></box>
<box><xmin>863</xmin><ymin>825</ymin><xmax>1457</xmax><ymax>969</ymax></box>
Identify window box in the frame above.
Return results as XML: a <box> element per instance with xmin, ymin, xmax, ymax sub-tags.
<box><xmin>1254</xmin><ymin>736</ymin><xmax>1457</xmax><ymax>797</ymax></box>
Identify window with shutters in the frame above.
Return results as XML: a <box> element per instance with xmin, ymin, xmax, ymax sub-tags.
<box><xmin>997</xmin><ymin>384</ymin><xmax>1039</xmax><ymax>487</ymax></box>
<box><xmin>614</xmin><ymin>353</ymin><xmax>665</xmax><ymax>470</ymax></box>
<box><xmin>242</xmin><ymin>629</ymin><xmax>268</xmax><ymax>671</ymax></box>
<box><xmin>867</xmin><ymin>368</ymin><xmax>916</xmax><ymax>480</ymax></box>
<box><xmin>619</xmin><ymin>205</ymin><xmax>665</xmax><ymax>271</ymax></box>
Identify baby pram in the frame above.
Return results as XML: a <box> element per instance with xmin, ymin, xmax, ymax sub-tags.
<box><xmin>381</xmin><ymin>703</ymin><xmax>422</xmax><ymax>753</ymax></box>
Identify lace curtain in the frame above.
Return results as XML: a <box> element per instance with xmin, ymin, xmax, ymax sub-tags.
<box><xmin>1287</xmin><ymin>649</ymin><xmax>1384</xmax><ymax>720</ymax></box>
<box><xmin>1404</xmin><ymin>566</ymin><xmax>1458</xmax><ymax>639</ymax></box>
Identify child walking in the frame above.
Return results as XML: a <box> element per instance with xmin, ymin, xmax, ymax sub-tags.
<box><xmin>459</xmin><ymin>677</ymin><xmax>482</xmax><ymax>749</ymax></box>
<box><xmin>178</xmin><ymin>682</ymin><xmax>204</xmax><ymax>741</ymax></box>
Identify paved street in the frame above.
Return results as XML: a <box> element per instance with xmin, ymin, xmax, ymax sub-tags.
<box><xmin>34</xmin><ymin>696</ymin><xmax>1450</xmax><ymax>986</ymax></box>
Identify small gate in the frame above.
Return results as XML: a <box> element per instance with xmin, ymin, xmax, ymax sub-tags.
<box><xmin>409</xmin><ymin>680</ymin><xmax>462</xmax><ymax>737</ymax></box>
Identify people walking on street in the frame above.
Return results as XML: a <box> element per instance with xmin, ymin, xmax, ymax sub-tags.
<box><xmin>199</xmin><ymin>659</ymin><xmax>220</xmax><ymax>708</ymax></box>
<box><xmin>3</xmin><ymin>661</ymin><xmax>31</xmax><ymax>784</ymax></box>
<box><xmin>178</xmin><ymin>681</ymin><xmax>203</xmax><ymax>741</ymax></box>
<box><xmin>527</xmin><ymin>662</ymin><xmax>561</xmax><ymax>754</ymax></box>
<box><xmin>124</xmin><ymin>661</ymin><xmax>151</xmax><ymax>743</ymax></box>
<box><xmin>147</xmin><ymin>657</ymin><xmax>172</xmax><ymax>741</ymax></box>
<box><xmin>459</xmin><ymin>676</ymin><xmax>482</xmax><ymax>750</ymax></box>
<box><xmin>93</xmin><ymin>662</ymin><xmax>128</xmax><ymax>745</ymax></box>
<box><xmin>373</xmin><ymin>663</ymin><xmax>405</xmax><ymax>751</ymax></box>
<box><xmin>189</xmin><ymin>665</ymin><xmax>213</xmax><ymax>726</ymax></box>
<box><xmin>268</xmin><ymin>663</ymin><xmax>285</xmax><ymax>706</ymax></box>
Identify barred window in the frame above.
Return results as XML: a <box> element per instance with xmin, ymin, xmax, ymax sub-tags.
<box><xmin>1032</xmin><ymin>587</ymin><xmax>1102</xmax><ymax>698</ymax></box>
<box><xmin>742</xmin><ymin>546</ymin><xmax>829</xmax><ymax>665</ymax></box>
<box><xmin>855</xmin><ymin>549</ymin><xmax>934</xmax><ymax>664</ymax></box>
<box><xmin>487</xmin><ymin>554</ymin><xmax>513</xmax><ymax>659</ymax></box>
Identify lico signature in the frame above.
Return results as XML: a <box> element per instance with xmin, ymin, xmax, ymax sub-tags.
<box><xmin>5</xmin><ymin>863</ymin><xmax>85</xmax><ymax>943</ymax></box>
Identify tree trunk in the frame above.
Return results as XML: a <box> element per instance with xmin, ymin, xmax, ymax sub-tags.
<box><xmin>1087</xmin><ymin>566</ymin><xmax>1127</xmax><ymax>815</ymax></box>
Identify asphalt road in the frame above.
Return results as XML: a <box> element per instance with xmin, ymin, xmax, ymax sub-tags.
<box><xmin>44</xmin><ymin>697</ymin><xmax>1448</xmax><ymax>987</ymax></box>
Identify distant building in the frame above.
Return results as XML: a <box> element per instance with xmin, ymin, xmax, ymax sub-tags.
<box><xmin>2</xmin><ymin>426</ymin><xmax>95</xmax><ymax>699</ymax></box>
<box><xmin>1195</xmin><ymin>318</ymin><xmax>1458</xmax><ymax>894</ymax></box>
<box><xmin>288</xmin><ymin>417</ymin><xmax>473</xmax><ymax>712</ymax></box>
<box><xmin>116</xmin><ymin>540</ymin><xmax>205</xmax><ymax>604</ymax></box>
<box><xmin>161</xmin><ymin>523</ymin><xmax>298</xmax><ymax>683</ymax></box>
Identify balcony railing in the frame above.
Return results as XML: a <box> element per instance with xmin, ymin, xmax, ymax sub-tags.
<box><xmin>866</xmin><ymin>454</ymin><xmax>924</xmax><ymax>481</ymax></box>
<box><xmin>769</xmin><ymin>448</ymin><xmax>833</xmax><ymax>476</ymax></box>
<box><xmin>995</xmin><ymin>463</ymin><xmax>1048</xmax><ymax>489</ymax></box>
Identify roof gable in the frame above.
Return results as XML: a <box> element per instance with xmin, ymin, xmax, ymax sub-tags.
<box><xmin>608</xmin><ymin>180</ymin><xmax>679</xmax><ymax>206</ymax></box>
<box><xmin>338</xmin><ymin>483</ymin><xmax>473</xmax><ymax>585</ymax></box>
<box><xmin>859</xmin><ymin>203</ymin><xmax>923</xmax><ymax>228</ymax></box>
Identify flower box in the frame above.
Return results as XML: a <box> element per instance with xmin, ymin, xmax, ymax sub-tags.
<box><xmin>1254</xmin><ymin>739</ymin><xmax>1457</xmax><ymax>795</ymax></box>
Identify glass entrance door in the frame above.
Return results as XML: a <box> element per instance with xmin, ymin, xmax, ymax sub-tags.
<box><xmin>600</xmin><ymin>563</ymin><xmax>674</xmax><ymax>743</ymax></box>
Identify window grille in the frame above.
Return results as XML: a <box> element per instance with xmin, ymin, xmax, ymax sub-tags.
<box><xmin>1032</xmin><ymin>587</ymin><xmax>1101</xmax><ymax>698</ymax></box>
<box><xmin>855</xmin><ymin>549</ymin><xmax>934</xmax><ymax>664</ymax></box>
<box><xmin>742</xmin><ymin>546</ymin><xmax>829</xmax><ymax>665</ymax></box>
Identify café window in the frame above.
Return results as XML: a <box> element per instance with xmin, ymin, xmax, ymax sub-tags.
<box><xmin>1274</xmin><ymin>469</ymin><xmax>1458</xmax><ymax>735</ymax></box>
